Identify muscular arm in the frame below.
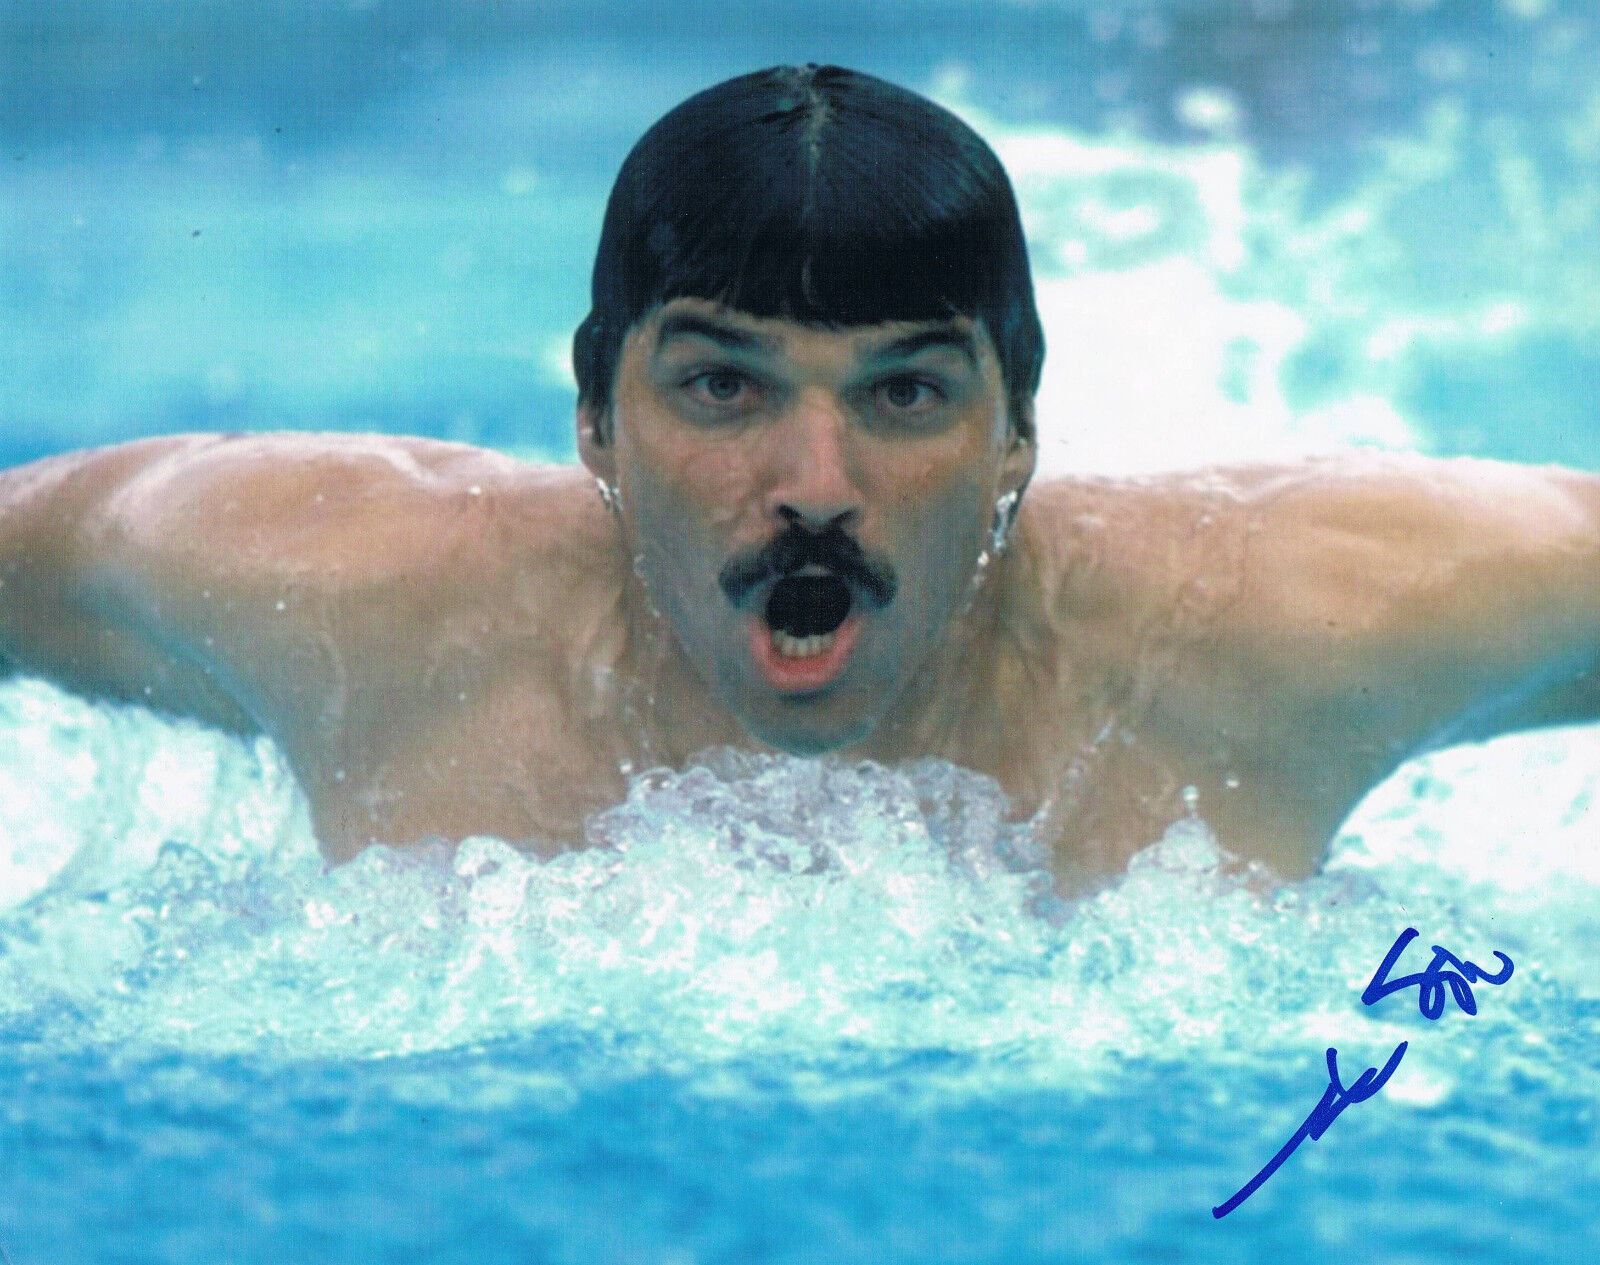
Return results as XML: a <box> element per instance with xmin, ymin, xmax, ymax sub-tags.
<box><xmin>0</xmin><ymin>437</ymin><xmax>261</xmax><ymax>730</ymax></box>
<box><xmin>0</xmin><ymin>434</ymin><xmax>615</xmax><ymax>859</ymax></box>
<box><xmin>1233</xmin><ymin>457</ymin><xmax>1600</xmax><ymax>743</ymax></box>
<box><xmin>1042</xmin><ymin>454</ymin><xmax>1600</xmax><ymax>873</ymax></box>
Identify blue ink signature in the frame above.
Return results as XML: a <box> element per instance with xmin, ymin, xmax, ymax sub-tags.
<box><xmin>1213</xmin><ymin>926</ymin><xmax>1513</xmax><ymax>1219</ymax></box>
<box><xmin>1360</xmin><ymin>926</ymin><xmax>1514</xmax><ymax>1018</ymax></box>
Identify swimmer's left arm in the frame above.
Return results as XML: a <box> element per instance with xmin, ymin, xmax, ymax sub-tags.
<box><xmin>1241</xmin><ymin>455</ymin><xmax>1600</xmax><ymax>740</ymax></box>
<box><xmin>1097</xmin><ymin>455</ymin><xmax>1600</xmax><ymax>866</ymax></box>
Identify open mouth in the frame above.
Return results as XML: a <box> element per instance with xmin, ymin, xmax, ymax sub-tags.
<box><xmin>764</xmin><ymin>572</ymin><xmax>853</xmax><ymax>657</ymax></box>
<box><xmin>749</xmin><ymin>569</ymin><xmax>864</xmax><ymax>692</ymax></box>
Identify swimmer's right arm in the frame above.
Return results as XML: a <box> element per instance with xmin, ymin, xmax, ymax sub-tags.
<box><xmin>0</xmin><ymin>437</ymin><xmax>260</xmax><ymax>731</ymax></box>
<box><xmin>1</xmin><ymin>433</ymin><xmax>609</xmax><ymax>860</ymax></box>
<box><xmin>0</xmin><ymin>432</ymin><xmax>536</xmax><ymax>741</ymax></box>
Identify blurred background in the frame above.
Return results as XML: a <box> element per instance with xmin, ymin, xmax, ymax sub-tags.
<box><xmin>3</xmin><ymin>0</ymin><xmax>1596</xmax><ymax>476</ymax></box>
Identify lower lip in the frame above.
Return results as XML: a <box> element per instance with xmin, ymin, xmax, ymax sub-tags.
<box><xmin>748</xmin><ymin>612</ymin><xmax>863</xmax><ymax>694</ymax></box>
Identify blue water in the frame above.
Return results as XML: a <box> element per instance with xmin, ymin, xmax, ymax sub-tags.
<box><xmin>3</xmin><ymin>2</ymin><xmax>1599</xmax><ymax>1261</ymax></box>
<box><xmin>2</xmin><ymin>682</ymin><xmax>1598</xmax><ymax>1261</ymax></box>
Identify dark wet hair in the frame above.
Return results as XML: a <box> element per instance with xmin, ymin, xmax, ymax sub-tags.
<box><xmin>573</xmin><ymin>64</ymin><xmax>1044</xmax><ymax>442</ymax></box>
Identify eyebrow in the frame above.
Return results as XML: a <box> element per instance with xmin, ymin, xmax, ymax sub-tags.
<box><xmin>652</xmin><ymin>310</ymin><xmax>981</xmax><ymax>370</ymax></box>
<box><xmin>654</xmin><ymin>312</ymin><xmax>781</xmax><ymax>356</ymax></box>
<box><xmin>863</xmin><ymin>324</ymin><xmax>980</xmax><ymax>371</ymax></box>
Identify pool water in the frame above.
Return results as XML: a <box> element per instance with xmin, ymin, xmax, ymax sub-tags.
<box><xmin>3</xmin><ymin>1</ymin><xmax>1599</xmax><ymax>1260</ymax></box>
<box><xmin>1</xmin><ymin>679</ymin><xmax>1597</xmax><ymax>1261</ymax></box>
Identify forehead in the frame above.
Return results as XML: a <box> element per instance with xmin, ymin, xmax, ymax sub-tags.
<box><xmin>630</xmin><ymin>297</ymin><xmax>1000</xmax><ymax>369</ymax></box>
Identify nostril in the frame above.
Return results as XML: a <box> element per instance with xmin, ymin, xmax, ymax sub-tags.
<box><xmin>776</xmin><ymin>505</ymin><xmax>857</xmax><ymax>534</ymax></box>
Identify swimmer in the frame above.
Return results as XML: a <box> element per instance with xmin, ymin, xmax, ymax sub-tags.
<box><xmin>1</xmin><ymin>65</ymin><xmax>1596</xmax><ymax>885</ymax></box>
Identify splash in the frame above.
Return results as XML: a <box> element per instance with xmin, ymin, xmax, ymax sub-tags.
<box><xmin>2</xmin><ymin>678</ymin><xmax>1595</xmax><ymax>1107</ymax></box>
<box><xmin>935</xmin><ymin>65</ymin><xmax>1600</xmax><ymax>475</ymax></box>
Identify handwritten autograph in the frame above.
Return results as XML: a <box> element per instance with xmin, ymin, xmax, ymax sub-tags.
<box><xmin>1213</xmin><ymin>926</ymin><xmax>1514</xmax><ymax>1219</ymax></box>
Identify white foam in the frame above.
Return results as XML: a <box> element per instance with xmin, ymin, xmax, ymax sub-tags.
<box><xmin>2</xmin><ymin>678</ymin><xmax>1592</xmax><ymax>1104</ymax></box>
<box><xmin>922</xmin><ymin>92</ymin><xmax>1600</xmax><ymax>477</ymax></box>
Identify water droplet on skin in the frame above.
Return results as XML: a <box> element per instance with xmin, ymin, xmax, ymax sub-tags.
<box><xmin>619</xmin><ymin>759</ymin><xmax>634</xmax><ymax>777</ymax></box>
<box><xmin>275</xmin><ymin>599</ymin><xmax>286</xmax><ymax>612</ymax></box>
<box><xmin>1181</xmin><ymin>785</ymin><xmax>1201</xmax><ymax>814</ymax></box>
<box><xmin>959</xmin><ymin>549</ymin><xmax>993</xmax><ymax>614</ymax></box>
<box><xmin>1225</xmin><ymin>774</ymin><xmax>1241</xmax><ymax>790</ymax></box>
<box><xmin>631</xmin><ymin>554</ymin><xmax>663</xmax><ymax>620</ymax></box>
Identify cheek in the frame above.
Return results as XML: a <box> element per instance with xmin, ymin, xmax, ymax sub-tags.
<box><xmin>678</xmin><ymin>446</ymin><xmax>758</xmax><ymax>532</ymax></box>
<box><xmin>894</xmin><ymin>476</ymin><xmax>990</xmax><ymax>599</ymax></box>
<box><xmin>623</xmin><ymin>428</ymin><xmax>755</xmax><ymax>536</ymax></box>
<box><xmin>617</xmin><ymin>443</ymin><xmax>757</xmax><ymax>621</ymax></box>
<box><xmin>873</xmin><ymin>424</ymin><xmax>998</xmax><ymax>539</ymax></box>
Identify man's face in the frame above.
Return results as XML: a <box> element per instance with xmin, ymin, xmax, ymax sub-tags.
<box><xmin>580</xmin><ymin>297</ymin><xmax>1035</xmax><ymax>756</ymax></box>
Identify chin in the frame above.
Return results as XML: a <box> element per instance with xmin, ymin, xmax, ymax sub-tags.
<box><xmin>742</xmin><ymin>703</ymin><xmax>877</xmax><ymax>759</ymax></box>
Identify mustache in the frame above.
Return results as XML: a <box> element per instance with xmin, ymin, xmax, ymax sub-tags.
<box><xmin>718</xmin><ymin>524</ymin><xmax>898</xmax><ymax>610</ymax></box>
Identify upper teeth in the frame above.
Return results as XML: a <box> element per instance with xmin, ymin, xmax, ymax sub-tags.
<box><xmin>772</xmin><ymin>629</ymin><xmax>837</xmax><ymax>658</ymax></box>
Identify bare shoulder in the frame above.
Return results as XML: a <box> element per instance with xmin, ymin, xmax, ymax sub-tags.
<box><xmin>2</xmin><ymin>431</ymin><xmax>623</xmax><ymax>741</ymax></box>
<box><xmin>23</xmin><ymin>434</ymin><xmax>633</xmax><ymax>857</ymax></box>
<box><xmin>1024</xmin><ymin>450</ymin><xmax>1597</xmax><ymax>528</ymax></box>
<box><xmin>1015</xmin><ymin>454</ymin><xmax>1599</xmax><ymax>877</ymax></box>
<box><xmin>87</xmin><ymin>433</ymin><xmax>606</xmax><ymax>584</ymax></box>
<box><xmin>1020</xmin><ymin>453</ymin><xmax>1599</xmax><ymax>637</ymax></box>
<box><xmin>75</xmin><ymin>432</ymin><xmax>632</xmax><ymax>700</ymax></box>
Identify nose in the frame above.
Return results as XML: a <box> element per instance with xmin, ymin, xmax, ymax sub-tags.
<box><xmin>763</xmin><ymin>388</ymin><xmax>863</xmax><ymax>532</ymax></box>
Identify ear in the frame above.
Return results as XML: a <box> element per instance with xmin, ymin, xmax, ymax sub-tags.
<box><xmin>998</xmin><ymin>399</ymin><xmax>1037</xmax><ymax>501</ymax></box>
<box><xmin>576</xmin><ymin>401</ymin><xmax>616</xmax><ymax>484</ymax></box>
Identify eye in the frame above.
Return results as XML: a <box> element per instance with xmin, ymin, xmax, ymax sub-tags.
<box><xmin>685</xmin><ymin>368</ymin><xmax>755</xmax><ymax>406</ymax></box>
<box><xmin>875</xmin><ymin>375</ymin><xmax>942</xmax><ymax>413</ymax></box>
